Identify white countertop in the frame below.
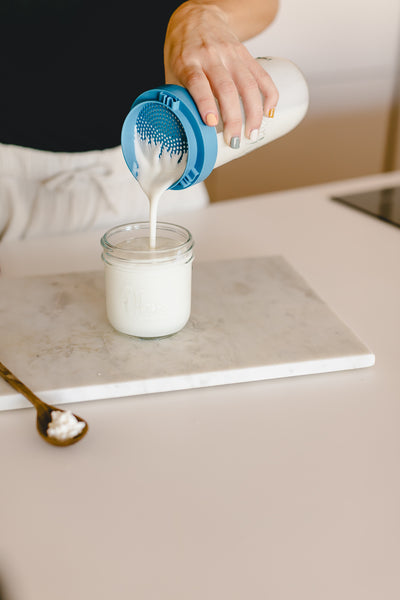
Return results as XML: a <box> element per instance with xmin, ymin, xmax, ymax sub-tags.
<box><xmin>0</xmin><ymin>171</ymin><xmax>399</xmax><ymax>600</ymax></box>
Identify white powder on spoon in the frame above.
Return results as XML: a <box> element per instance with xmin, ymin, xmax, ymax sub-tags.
<box><xmin>47</xmin><ymin>410</ymin><xmax>85</xmax><ymax>441</ymax></box>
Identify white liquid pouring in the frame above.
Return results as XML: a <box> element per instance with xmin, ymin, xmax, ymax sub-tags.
<box><xmin>135</xmin><ymin>134</ymin><xmax>188</xmax><ymax>247</ymax></box>
<box><xmin>102</xmin><ymin>135</ymin><xmax>192</xmax><ymax>338</ymax></box>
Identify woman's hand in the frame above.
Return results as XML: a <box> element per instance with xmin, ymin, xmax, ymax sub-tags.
<box><xmin>164</xmin><ymin>0</ymin><xmax>279</xmax><ymax>147</ymax></box>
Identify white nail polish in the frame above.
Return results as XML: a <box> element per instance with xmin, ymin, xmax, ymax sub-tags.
<box><xmin>250</xmin><ymin>129</ymin><xmax>259</xmax><ymax>142</ymax></box>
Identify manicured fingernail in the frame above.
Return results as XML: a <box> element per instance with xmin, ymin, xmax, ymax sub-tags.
<box><xmin>230</xmin><ymin>136</ymin><xmax>240</xmax><ymax>149</ymax></box>
<box><xmin>205</xmin><ymin>112</ymin><xmax>218</xmax><ymax>127</ymax></box>
<box><xmin>267</xmin><ymin>107</ymin><xmax>275</xmax><ymax>118</ymax></box>
<box><xmin>249</xmin><ymin>129</ymin><xmax>259</xmax><ymax>142</ymax></box>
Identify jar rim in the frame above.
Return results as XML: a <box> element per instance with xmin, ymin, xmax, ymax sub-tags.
<box><xmin>101</xmin><ymin>221</ymin><xmax>194</xmax><ymax>265</ymax></box>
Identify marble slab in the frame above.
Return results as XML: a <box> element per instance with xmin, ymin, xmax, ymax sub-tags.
<box><xmin>0</xmin><ymin>256</ymin><xmax>374</xmax><ymax>411</ymax></box>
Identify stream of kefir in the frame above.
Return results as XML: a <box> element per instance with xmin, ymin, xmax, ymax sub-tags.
<box><xmin>101</xmin><ymin>125</ymin><xmax>191</xmax><ymax>338</ymax></box>
<box><xmin>134</xmin><ymin>134</ymin><xmax>187</xmax><ymax>247</ymax></box>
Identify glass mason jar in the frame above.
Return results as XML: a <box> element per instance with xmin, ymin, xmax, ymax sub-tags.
<box><xmin>101</xmin><ymin>222</ymin><xmax>194</xmax><ymax>338</ymax></box>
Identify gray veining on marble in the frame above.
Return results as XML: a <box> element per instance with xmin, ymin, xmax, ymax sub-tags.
<box><xmin>0</xmin><ymin>256</ymin><xmax>374</xmax><ymax>410</ymax></box>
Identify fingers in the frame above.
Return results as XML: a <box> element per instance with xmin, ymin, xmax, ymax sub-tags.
<box><xmin>189</xmin><ymin>61</ymin><xmax>243</xmax><ymax>147</ymax></box>
<box><xmin>249</xmin><ymin>58</ymin><xmax>279</xmax><ymax>119</ymax></box>
<box><xmin>181</xmin><ymin>50</ymin><xmax>279</xmax><ymax>148</ymax></box>
<box><xmin>179</xmin><ymin>66</ymin><xmax>221</xmax><ymax>129</ymax></box>
<box><xmin>223</xmin><ymin>58</ymin><xmax>267</xmax><ymax>143</ymax></box>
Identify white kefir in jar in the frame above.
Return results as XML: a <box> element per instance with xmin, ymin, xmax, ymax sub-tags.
<box><xmin>101</xmin><ymin>222</ymin><xmax>194</xmax><ymax>338</ymax></box>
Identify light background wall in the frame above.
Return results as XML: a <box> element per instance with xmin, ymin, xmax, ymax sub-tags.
<box><xmin>205</xmin><ymin>0</ymin><xmax>400</xmax><ymax>201</ymax></box>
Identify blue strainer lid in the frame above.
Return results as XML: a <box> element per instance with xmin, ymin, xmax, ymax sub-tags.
<box><xmin>121</xmin><ymin>84</ymin><xmax>218</xmax><ymax>190</ymax></box>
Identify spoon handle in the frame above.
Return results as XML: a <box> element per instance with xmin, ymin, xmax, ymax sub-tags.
<box><xmin>0</xmin><ymin>361</ymin><xmax>46</xmax><ymax>411</ymax></box>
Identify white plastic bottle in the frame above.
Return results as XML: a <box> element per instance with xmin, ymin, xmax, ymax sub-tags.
<box><xmin>121</xmin><ymin>57</ymin><xmax>309</xmax><ymax>190</ymax></box>
<box><xmin>213</xmin><ymin>57</ymin><xmax>309</xmax><ymax>167</ymax></box>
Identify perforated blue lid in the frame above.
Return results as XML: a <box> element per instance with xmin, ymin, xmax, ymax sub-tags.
<box><xmin>121</xmin><ymin>84</ymin><xmax>218</xmax><ymax>190</ymax></box>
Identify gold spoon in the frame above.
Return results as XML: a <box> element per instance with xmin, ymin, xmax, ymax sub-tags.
<box><xmin>0</xmin><ymin>361</ymin><xmax>88</xmax><ymax>446</ymax></box>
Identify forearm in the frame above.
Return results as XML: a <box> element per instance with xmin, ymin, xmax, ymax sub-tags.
<box><xmin>185</xmin><ymin>0</ymin><xmax>279</xmax><ymax>41</ymax></box>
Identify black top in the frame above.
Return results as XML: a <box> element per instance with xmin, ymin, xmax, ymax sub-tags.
<box><xmin>0</xmin><ymin>0</ymin><xmax>181</xmax><ymax>151</ymax></box>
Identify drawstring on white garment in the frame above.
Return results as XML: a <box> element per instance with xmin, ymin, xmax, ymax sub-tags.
<box><xmin>22</xmin><ymin>162</ymin><xmax>116</xmax><ymax>239</ymax></box>
<box><xmin>0</xmin><ymin>142</ymin><xmax>210</xmax><ymax>241</ymax></box>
